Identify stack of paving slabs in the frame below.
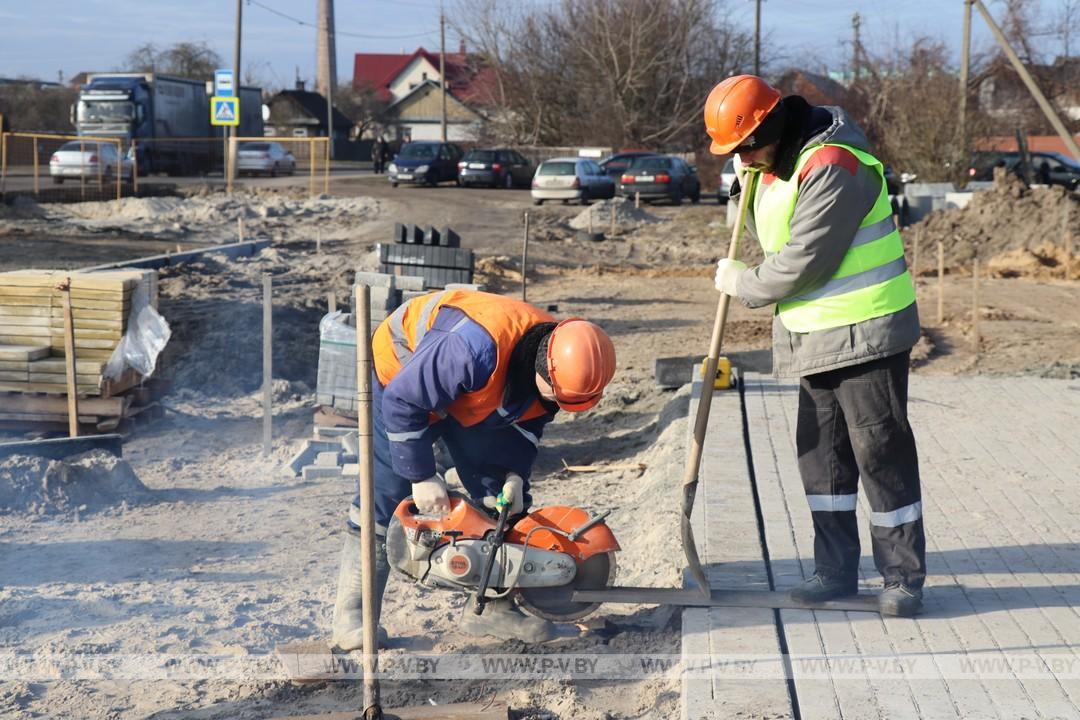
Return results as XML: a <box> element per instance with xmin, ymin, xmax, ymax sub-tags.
<box><xmin>0</xmin><ymin>269</ymin><xmax>156</xmax><ymax>397</ymax></box>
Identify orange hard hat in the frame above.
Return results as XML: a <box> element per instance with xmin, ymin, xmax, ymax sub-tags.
<box><xmin>704</xmin><ymin>75</ymin><xmax>782</xmax><ymax>155</ymax></box>
<box><xmin>546</xmin><ymin>318</ymin><xmax>616</xmax><ymax>412</ymax></box>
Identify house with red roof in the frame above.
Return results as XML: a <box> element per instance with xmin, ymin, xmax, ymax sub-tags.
<box><xmin>352</xmin><ymin>45</ymin><xmax>495</xmax><ymax>142</ymax></box>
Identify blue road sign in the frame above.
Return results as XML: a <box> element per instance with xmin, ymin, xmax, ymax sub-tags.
<box><xmin>215</xmin><ymin>69</ymin><xmax>234</xmax><ymax>97</ymax></box>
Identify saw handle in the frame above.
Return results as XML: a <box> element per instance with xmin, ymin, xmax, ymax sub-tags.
<box><xmin>472</xmin><ymin>502</ymin><xmax>512</xmax><ymax>615</ymax></box>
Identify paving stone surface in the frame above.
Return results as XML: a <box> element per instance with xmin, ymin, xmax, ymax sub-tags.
<box><xmin>683</xmin><ymin>372</ymin><xmax>1080</xmax><ymax>719</ymax></box>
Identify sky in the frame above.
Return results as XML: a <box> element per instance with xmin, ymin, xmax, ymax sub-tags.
<box><xmin>0</xmin><ymin>0</ymin><xmax>1068</xmax><ymax>90</ymax></box>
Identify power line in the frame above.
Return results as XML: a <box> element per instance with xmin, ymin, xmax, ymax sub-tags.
<box><xmin>246</xmin><ymin>0</ymin><xmax>437</xmax><ymax>40</ymax></box>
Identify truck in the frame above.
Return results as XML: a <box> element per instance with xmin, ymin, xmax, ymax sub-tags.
<box><xmin>74</xmin><ymin>73</ymin><xmax>263</xmax><ymax>176</ymax></box>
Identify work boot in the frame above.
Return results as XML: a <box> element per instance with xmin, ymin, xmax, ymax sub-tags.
<box><xmin>332</xmin><ymin>529</ymin><xmax>390</xmax><ymax>651</ymax></box>
<box><xmin>879</xmin><ymin>582</ymin><xmax>923</xmax><ymax>617</ymax></box>
<box><xmin>789</xmin><ymin>573</ymin><xmax>858</xmax><ymax>604</ymax></box>
<box><xmin>459</xmin><ymin>597</ymin><xmax>555</xmax><ymax>644</ymax></box>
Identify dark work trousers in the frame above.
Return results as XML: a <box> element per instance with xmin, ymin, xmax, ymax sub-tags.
<box><xmin>796</xmin><ymin>350</ymin><xmax>926</xmax><ymax>589</ymax></box>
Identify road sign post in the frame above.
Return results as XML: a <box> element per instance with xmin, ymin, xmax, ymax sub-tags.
<box><xmin>211</xmin><ymin>97</ymin><xmax>240</xmax><ymax>127</ymax></box>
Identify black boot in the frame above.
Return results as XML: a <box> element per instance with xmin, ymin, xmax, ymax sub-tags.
<box><xmin>789</xmin><ymin>573</ymin><xmax>858</xmax><ymax>604</ymax></box>
<box><xmin>879</xmin><ymin>582</ymin><xmax>923</xmax><ymax>617</ymax></box>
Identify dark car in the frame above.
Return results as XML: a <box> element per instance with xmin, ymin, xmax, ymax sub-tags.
<box><xmin>599</xmin><ymin>151</ymin><xmax>658</xmax><ymax>178</ymax></box>
<box><xmin>968</xmin><ymin>150</ymin><xmax>1080</xmax><ymax>189</ymax></box>
<box><xmin>618</xmin><ymin>155</ymin><xmax>701</xmax><ymax>204</ymax></box>
<box><xmin>388</xmin><ymin>141</ymin><xmax>463</xmax><ymax>187</ymax></box>
<box><xmin>457</xmin><ymin>148</ymin><xmax>534</xmax><ymax>188</ymax></box>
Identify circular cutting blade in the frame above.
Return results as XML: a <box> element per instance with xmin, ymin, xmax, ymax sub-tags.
<box><xmin>515</xmin><ymin>551</ymin><xmax>617</xmax><ymax>622</ymax></box>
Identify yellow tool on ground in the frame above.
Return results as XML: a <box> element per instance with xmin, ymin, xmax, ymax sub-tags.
<box><xmin>701</xmin><ymin>356</ymin><xmax>733</xmax><ymax>389</ymax></box>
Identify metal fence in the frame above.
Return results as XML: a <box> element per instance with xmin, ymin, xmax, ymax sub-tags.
<box><xmin>0</xmin><ymin>132</ymin><xmax>124</xmax><ymax>202</ymax></box>
<box><xmin>0</xmin><ymin>133</ymin><xmax>331</xmax><ymax>203</ymax></box>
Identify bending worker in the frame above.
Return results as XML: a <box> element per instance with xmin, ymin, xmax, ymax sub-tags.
<box><xmin>333</xmin><ymin>288</ymin><xmax>617</xmax><ymax>647</ymax></box>
<box><xmin>705</xmin><ymin>75</ymin><xmax>926</xmax><ymax>617</ymax></box>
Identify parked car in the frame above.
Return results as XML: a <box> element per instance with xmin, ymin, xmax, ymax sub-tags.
<box><xmin>49</xmin><ymin>141</ymin><xmax>132</xmax><ymax>184</ymax></box>
<box><xmin>236</xmin><ymin>142</ymin><xmax>296</xmax><ymax>177</ymax></box>
<box><xmin>619</xmin><ymin>155</ymin><xmax>701</xmax><ymax>204</ymax></box>
<box><xmin>531</xmin><ymin>157</ymin><xmax>615</xmax><ymax>205</ymax></box>
<box><xmin>968</xmin><ymin>150</ymin><xmax>1080</xmax><ymax>189</ymax></box>
<box><xmin>599</xmin><ymin>151</ymin><xmax>658</xmax><ymax>178</ymax></box>
<box><xmin>388</xmin><ymin>141</ymin><xmax>463</xmax><ymax>187</ymax></box>
<box><xmin>457</xmin><ymin>148</ymin><xmax>534</xmax><ymax>188</ymax></box>
<box><xmin>717</xmin><ymin>157</ymin><xmax>737</xmax><ymax>204</ymax></box>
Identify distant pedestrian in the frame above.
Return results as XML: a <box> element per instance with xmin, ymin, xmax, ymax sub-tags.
<box><xmin>705</xmin><ymin>75</ymin><xmax>926</xmax><ymax>617</ymax></box>
<box><xmin>372</xmin><ymin>136</ymin><xmax>389</xmax><ymax>174</ymax></box>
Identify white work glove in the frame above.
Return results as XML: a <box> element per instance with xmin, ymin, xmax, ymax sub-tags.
<box><xmin>483</xmin><ymin>473</ymin><xmax>525</xmax><ymax>516</ymax></box>
<box><xmin>714</xmin><ymin>258</ymin><xmax>747</xmax><ymax>297</ymax></box>
<box><xmin>412</xmin><ymin>476</ymin><xmax>450</xmax><ymax>516</ymax></box>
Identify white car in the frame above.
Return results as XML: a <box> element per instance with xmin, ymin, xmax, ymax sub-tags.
<box><xmin>717</xmin><ymin>157</ymin><xmax>737</xmax><ymax>204</ymax></box>
<box><xmin>49</xmin><ymin>141</ymin><xmax>131</xmax><ymax>184</ymax></box>
<box><xmin>531</xmin><ymin>157</ymin><xmax>615</xmax><ymax>205</ymax></box>
<box><xmin>236</xmin><ymin>142</ymin><xmax>297</xmax><ymax>177</ymax></box>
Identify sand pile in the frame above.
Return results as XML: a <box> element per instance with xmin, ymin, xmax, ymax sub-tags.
<box><xmin>34</xmin><ymin>192</ymin><xmax>380</xmax><ymax>244</ymax></box>
<box><xmin>569</xmin><ymin>197</ymin><xmax>660</xmax><ymax>231</ymax></box>
<box><xmin>906</xmin><ymin>171</ymin><xmax>1078</xmax><ymax>277</ymax></box>
<box><xmin>0</xmin><ymin>450</ymin><xmax>148</xmax><ymax>515</ymax></box>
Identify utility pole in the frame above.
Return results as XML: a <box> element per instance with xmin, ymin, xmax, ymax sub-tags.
<box><xmin>959</xmin><ymin>0</ymin><xmax>973</xmax><ymax>160</ymax></box>
<box><xmin>753</xmin><ymin>0</ymin><xmax>762</xmax><ymax>76</ymax></box>
<box><xmin>317</xmin><ymin>0</ymin><xmax>337</xmax><ymax>160</ymax></box>
<box><xmin>852</xmin><ymin>13</ymin><xmax>861</xmax><ymax>82</ymax></box>
<box><xmin>973</xmin><ymin>0</ymin><xmax>1080</xmax><ymax>160</ymax></box>
<box><xmin>229</xmin><ymin>0</ymin><xmax>242</xmax><ymax>188</ymax></box>
<box><xmin>440</xmin><ymin>6</ymin><xmax>448</xmax><ymax>142</ymax></box>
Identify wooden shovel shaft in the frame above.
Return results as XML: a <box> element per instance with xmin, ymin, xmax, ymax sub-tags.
<box><xmin>355</xmin><ymin>285</ymin><xmax>380</xmax><ymax>715</ymax></box>
<box><xmin>680</xmin><ymin>171</ymin><xmax>757</xmax><ymax>596</ymax></box>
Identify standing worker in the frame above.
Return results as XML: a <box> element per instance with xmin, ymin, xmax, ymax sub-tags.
<box><xmin>332</xmin><ymin>289</ymin><xmax>617</xmax><ymax>648</ymax></box>
<box><xmin>371</xmin><ymin>136</ymin><xmax>388</xmax><ymax>174</ymax></box>
<box><xmin>704</xmin><ymin>75</ymin><xmax>925</xmax><ymax>617</ymax></box>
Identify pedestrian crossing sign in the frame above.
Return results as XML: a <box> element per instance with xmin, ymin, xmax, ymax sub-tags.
<box><xmin>211</xmin><ymin>96</ymin><xmax>239</xmax><ymax>126</ymax></box>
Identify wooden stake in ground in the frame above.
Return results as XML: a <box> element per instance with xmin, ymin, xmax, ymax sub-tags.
<box><xmin>57</xmin><ymin>278</ymin><xmax>79</xmax><ymax>438</ymax></box>
<box><xmin>1064</xmin><ymin>203</ymin><xmax>1072</xmax><ymax>281</ymax></box>
<box><xmin>521</xmin><ymin>211</ymin><xmax>530</xmax><ymax>302</ymax></box>
<box><xmin>635</xmin><ymin>191</ymin><xmax>640</xmax><ymax>209</ymax></box>
<box><xmin>972</xmin><ymin>254</ymin><xmax>981</xmax><ymax>357</ymax></box>
<box><xmin>937</xmin><ymin>240</ymin><xmax>945</xmax><ymax>325</ymax></box>
<box><xmin>262</xmin><ymin>273</ymin><xmax>272</xmax><ymax>456</ymax></box>
<box><xmin>353</xmin><ymin>284</ymin><xmax>381</xmax><ymax>717</ymax></box>
<box><xmin>238</xmin><ymin>216</ymin><xmax>244</xmax><ymax>243</ymax></box>
<box><xmin>913</xmin><ymin>228</ymin><xmax>922</xmax><ymax>279</ymax></box>
<box><xmin>610</xmin><ymin>202</ymin><xmax>616</xmax><ymax>237</ymax></box>
<box><xmin>327</xmin><ymin>291</ymin><xmax>336</xmax><ymax>314</ymax></box>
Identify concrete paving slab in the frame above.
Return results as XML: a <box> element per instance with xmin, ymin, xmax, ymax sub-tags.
<box><xmin>727</xmin><ymin>372</ymin><xmax>1080</xmax><ymax>720</ymax></box>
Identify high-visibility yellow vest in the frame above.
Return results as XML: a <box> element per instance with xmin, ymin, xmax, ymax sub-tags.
<box><xmin>752</xmin><ymin>143</ymin><xmax>915</xmax><ymax>333</ymax></box>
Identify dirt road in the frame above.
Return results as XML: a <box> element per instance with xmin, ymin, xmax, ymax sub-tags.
<box><xmin>0</xmin><ymin>181</ymin><xmax>1078</xmax><ymax>719</ymax></box>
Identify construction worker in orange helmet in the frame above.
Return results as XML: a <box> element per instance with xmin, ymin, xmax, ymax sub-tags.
<box><xmin>332</xmin><ymin>289</ymin><xmax>616</xmax><ymax>650</ymax></box>
<box><xmin>704</xmin><ymin>75</ymin><xmax>926</xmax><ymax>618</ymax></box>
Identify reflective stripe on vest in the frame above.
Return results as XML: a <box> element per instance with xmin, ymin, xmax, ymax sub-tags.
<box><xmin>752</xmin><ymin>143</ymin><xmax>915</xmax><ymax>333</ymax></box>
<box><xmin>372</xmin><ymin>290</ymin><xmax>555</xmax><ymax>428</ymax></box>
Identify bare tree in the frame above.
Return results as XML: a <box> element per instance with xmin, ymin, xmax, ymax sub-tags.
<box><xmin>452</xmin><ymin>0</ymin><xmax>754</xmax><ymax>148</ymax></box>
<box><xmin>333</xmin><ymin>83</ymin><xmax>391</xmax><ymax>140</ymax></box>
<box><xmin>853</xmin><ymin>38</ymin><xmax>993</xmax><ymax>183</ymax></box>
<box><xmin>0</xmin><ymin>82</ymin><xmax>77</xmax><ymax>132</ymax></box>
<box><xmin>122</xmin><ymin>41</ymin><xmax>223</xmax><ymax>80</ymax></box>
<box><xmin>1056</xmin><ymin>0</ymin><xmax>1080</xmax><ymax>57</ymax></box>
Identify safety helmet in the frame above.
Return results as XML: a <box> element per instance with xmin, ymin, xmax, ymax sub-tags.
<box><xmin>546</xmin><ymin>318</ymin><xmax>616</xmax><ymax>412</ymax></box>
<box><xmin>704</xmin><ymin>75</ymin><xmax>782</xmax><ymax>155</ymax></box>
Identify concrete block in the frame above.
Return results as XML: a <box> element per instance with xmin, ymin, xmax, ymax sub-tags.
<box><xmin>288</xmin><ymin>440</ymin><xmax>342</xmax><ymax>477</ymax></box>
<box><xmin>392</xmin><ymin>222</ymin><xmax>408</xmax><ymax>244</ymax></box>
<box><xmin>655</xmin><ymin>356</ymin><xmax>698</xmax><ymax>389</ymax></box>
<box><xmin>439</xmin><ymin>226</ymin><xmax>461</xmax><ymax>248</ymax></box>
<box><xmin>945</xmin><ymin>192</ymin><xmax>973</xmax><ymax>210</ymax></box>
<box><xmin>395</xmin><ymin>275</ymin><xmax>425</xmax><ymax>291</ymax></box>
<box><xmin>314</xmin><ymin>426</ymin><xmax>353</xmax><ymax>441</ymax></box>
<box><xmin>315</xmin><ymin>451</ymin><xmax>342</xmax><ymax>467</ymax></box>
<box><xmin>302</xmin><ymin>466</ymin><xmax>344</xmax><ymax>481</ymax></box>
<box><xmin>410</xmin><ymin>225</ymin><xmax>425</xmax><ymax>244</ymax></box>
<box><xmin>445</xmin><ymin>283</ymin><xmax>484</xmax><ymax>292</ymax></box>
<box><xmin>355</xmin><ymin>271</ymin><xmax>395</xmax><ymax>288</ymax></box>
<box><xmin>423</xmin><ymin>226</ymin><xmax>440</xmax><ymax>246</ymax></box>
<box><xmin>402</xmin><ymin>290</ymin><xmax>427</xmax><ymax>302</ymax></box>
<box><xmin>342</xmin><ymin>463</ymin><xmax>359</xmax><ymax>477</ymax></box>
